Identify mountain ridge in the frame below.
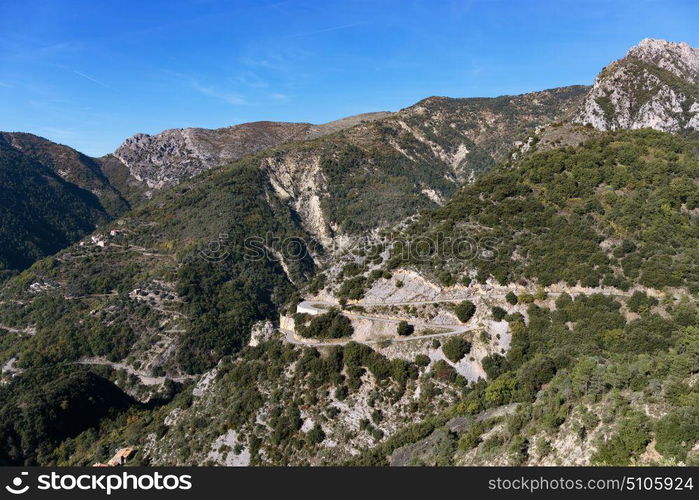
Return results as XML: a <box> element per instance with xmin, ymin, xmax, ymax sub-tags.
<box><xmin>0</xmin><ymin>37</ymin><xmax>697</xmax><ymax>467</ymax></box>
<box><xmin>574</xmin><ymin>38</ymin><xmax>699</xmax><ymax>131</ymax></box>
<box><xmin>0</xmin><ymin>85</ymin><xmax>588</xmax><ymax>276</ymax></box>
<box><xmin>110</xmin><ymin>112</ymin><xmax>394</xmax><ymax>194</ymax></box>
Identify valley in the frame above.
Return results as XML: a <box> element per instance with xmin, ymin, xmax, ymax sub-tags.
<box><xmin>0</xmin><ymin>37</ymin><xmax>697</xmax><ymax>468</ymax></box>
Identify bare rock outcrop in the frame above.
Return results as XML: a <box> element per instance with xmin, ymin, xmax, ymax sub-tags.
<box><xmin>113</xmin><ymin>121</ymin><xmax>311</xmax><ymax>192</ymax></box>
<box><xmin>111</xmin><ymin>113</ymin><xmax>393</xmax><ymax>195</ymax></box>
<box><xmin>574</xmin><ymin>38</ymin><xmax>699</xmax><ymax>132</ymax></box>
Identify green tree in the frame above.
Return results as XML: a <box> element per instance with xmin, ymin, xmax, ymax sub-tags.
<box><xmin>455</xmin><ymin>300</ymin><xmax>476</xmax><ymax>323</ymax></box>
<box><xmin>492</xmin><ymin>306</ymin><xmax>507</xmax><ymax>321</ymax></box>
<box><xmin>397</xmin><ymin>321</ymin><xmax>414</xmax><ymax>336</ymax></box>
<box><xmin>307</xmin><ymin>424</ymin><xmax>326</xmax><ymax>445</ymax></box>
<box><xmin>442</xmin><ymin>336</ymin><xmax>471</xmax><ymax>363</ymax></box>
<box><xmin>484</xmin><ymin>372</ymin><xmax>518</xmax><ymax>407</ymax></box>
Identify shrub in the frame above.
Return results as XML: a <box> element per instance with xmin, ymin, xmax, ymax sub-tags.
<box><xmin>431</xmin><ymin>360</ymin><xmax>457</xmax><ymax>382</ymax></box>
<box><xmin>334</xmin><ymin>385</ymin><xmax>349</xmax><ymax>401</ymax></box>
<box><xmin>307</xmin><ymin>424</ymin><xmax>325</xmax><ymax>444</ymax></box>
<box><xmin>591</xmin><ymin>412</ymin><xmax>650</xmax><ymax>465</ymax></box>
<box><xmin>439</xmin><ymin>271</ymin><xmax>455</xmax><ymax>287</ymax></box>
<box><xmin>414</xmin><ymin>354</ymin><xmax>430</xmax><ymax>367</ymax></box>
<box><xmin>397</xmin><ymin>321</ymin><xmax>414</xmax><ymax>336</ymax></box>
<box><xmin>307</xmin><ymin>273</ymin><xmax>326</xmax><ymax>295</ymax></box>
<box><xmin>627</xmin><ymin>291</ymin><xmax>658</xmax><ymax>313</ymax></box>
<box><xmin>442</xmin><ymin>336</ymin><xmax>471</xmax><ymax>363</ymax></box>
<box><xmin>297</xmin><ymin>309</ymin><xmax>354</xmax><ymax>339</ymax></box>
<box><xmin>455</xmin><ymin>300</ymin><xmax>476</xmax><ymax>323</ymax></box>
<box><xmin>458</xmin><ymin>422</ymin><xmax>485</xmax><ymax>450</ymax></box>
<box><xmin>492</xmin><ymin>306</ymin><xmax>507</xmax><ymax>321</ymax></box>
<box><xmin>672</xmin><ymin>303</ymin><xmax>697</xmax><ymax>326</ymax></box>
<box><xmin>506</xmin><ymin>291</ymin><xmax>518</xmax><ymax>305</ymax></box>
<box><xmin>338</xmin><ymin>276</ymin><xmax>367</xmax><ymax>300</ymax></box>
<box><xmin>535</xmin><ymin>438</ymin><xmax>552</xmax><ymax>457</ymax></box>
<box><xmin>484</xmin><ymin>372</ymin><xmax>518</xmax><ymax>407</ymax></box>
<box><xmin>481</xmin><ymin>354</ymin><xmax>511</xmax><ymax>379</ymax></box>
<box><xmin>518</xmin><ymin>293</ymin><xmax>535</xmax><ymax>304</ymax></box>
<box><xmin>654</xmin><ymin>407</ymin><xmax>699</xmax><ymax>461</ymax></box>
<box><xmin>555</xmin><ymin>292</ymin><xmax>573</xmax><ymax>310</ymax></box>
<box><xmin>341</xmin><ymin>262</ymin><xmax>365</xmax><ymax>278</ymax></box>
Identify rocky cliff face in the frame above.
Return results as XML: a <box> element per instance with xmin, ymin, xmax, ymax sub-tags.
<box><xmin>626</xmin><ymin>38</ymin><xmax>699</xmax><ymax>83</ymax></box>
<box><xmin>574</xmin><ymin>38</ymin><xmax>699</xmax><ymax>131</ymax></box>
<box><xmin>112</xmin><ymin>121</ymin><xmax>312</xmax><ymax>193</ymax></box>
<box><xmin>111</xmin><ymin>113</ymin><xmax>393</xmax><ymax>195</ymax></box>
<box><xmin>256</xmin><ymin>86</ymin><xmax>588</xmax><ymax>250</ymax></box>
<box><xmin>103</xmin><ymin>90</ymin><xmax>588</xmax><ymax>256</ymax></box>
<box><xmin>394</xmin><ymin>85</ymin><xmax>589</xmax><ymax>179</ymax></box>
<box><xmin>261</xmin><ymin>151</ymin><xmax>335</xmax><ymax>248</ymax></box>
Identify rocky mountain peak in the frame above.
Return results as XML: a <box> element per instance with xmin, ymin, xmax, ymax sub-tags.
<box><xmin>574</xmin><ymin>38</ymin><xmax>699</xmax><ymax>132</ymax></box>
<box><xmin>627</xmin><ymin>38</ymin><xmax>699</xmax><ymax>83</ymax></box>
<box><xmin>112</xmin><ymin>122</ymin><xmax>312</xmax><ymax>193</ymax></box>
<box><xmin>110</xmin><ymin>113</ymin><xmax>393</xmax><ymax>194</ymax></box>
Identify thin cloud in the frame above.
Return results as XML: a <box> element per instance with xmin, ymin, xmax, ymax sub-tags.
<box><xmin>192</xmin><ymin>82</ymin><xmax>247</xmax><ymax>105</ymax></box>
<box><xmin>285</xmin><ymin>21</ymin><xmax>368</xmax><ymax>39</ymax></box>
<box><xmin>165</xmin><ymin>70</ymin><xmax>247</xmax><ymax>105</ymax></box>
<box><xmin>0</xmin><ymin>37</ymin><xmax>82</xmax><ymax>61</ymax></box>
<box><xmin>270</xmin><ymin>93</ymin><xmax>289</xmax><ymax>103</ymax></box>
<box><xmin>73</xmin><ymin>70</ymin><xmax>113</xmax><ymax>90</ymax></box>
<box><xmin>231</xmin><ymin>70</ymin><xmax>269</xmax><ymax>90</ymax></box>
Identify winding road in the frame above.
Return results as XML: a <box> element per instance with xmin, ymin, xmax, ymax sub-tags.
<box><xmin>281</xmin><ymin>300</ymin><xmax>478</xmax><ymax>347</ymax></box>
<box><xmin>76</xmin><ymin>357</ymin><xmax>197</xmax><ymax>386</ymax></box>
<box><xmin>0</xmin><ymin>324</ymin><xmax>35</xmax><ymax>335</ymax></box>
<box><xmin>280</xmin><ymin>282</ymin><xmax>664</xmax><ymax>348</ymax></box>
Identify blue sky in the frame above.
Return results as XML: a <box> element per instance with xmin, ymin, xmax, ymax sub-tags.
<box><xmin>1</xmin><ymin>0</ymin><xmax>697</xmax><ymax>156</ymax></box>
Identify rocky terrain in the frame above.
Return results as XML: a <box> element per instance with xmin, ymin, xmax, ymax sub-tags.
<box><xmin>0</xmin><ymin>38</ymin><xmax>697</xmax><ymax>467</ymax></box>
<box><xmin>1</xmin><ymin>88</ymin><xmax>585</xmax><ymax>277</ymax></box>
<box><xmin>574</xmin><ymin>38</ymin><xmax>699</xmax><ymax>131</ymax></box>
<box><xmin>110</xmin><ymin>113</ymin><xmax>394</xmax><ymax>194</ymax></box>
<box><xmin>112</xmin><ymin>121</ymin><xmax>312</xmax><ymax>193</ymax></box>
<box><xmin>110</xmin><ymin>88</ymin><xmax>588</xmax><ymax>199</ymax></box>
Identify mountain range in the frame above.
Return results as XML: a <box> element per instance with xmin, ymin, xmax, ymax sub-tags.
<box><xmin>1</xmin><ymin>85</ymin><xmax>589</xmax><ymax>276</ymax></box>
<box><xmin>0</xmin><ymin>38</ymin><xmax>697</xmax><ymax>467</ymax></box>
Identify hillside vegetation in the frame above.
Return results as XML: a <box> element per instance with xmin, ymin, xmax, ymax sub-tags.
<box><xmin>0</xmin><ymin>141</ymin><xmax>112</xmax><ymax>278</ymax></box>
<box><xmin>383</xmin><ymin>129</ymin><xmax>699</xmax><ymax>293</ymax></box>
<box><xmin>3</xmin><ymin>129</ymin><xmax>694</xmax><ymax>466</ymax></box>
<box><xmin>0</xmin><ymin>37</ymin><xmax>696</xmax><ymax>466</ymax></box>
